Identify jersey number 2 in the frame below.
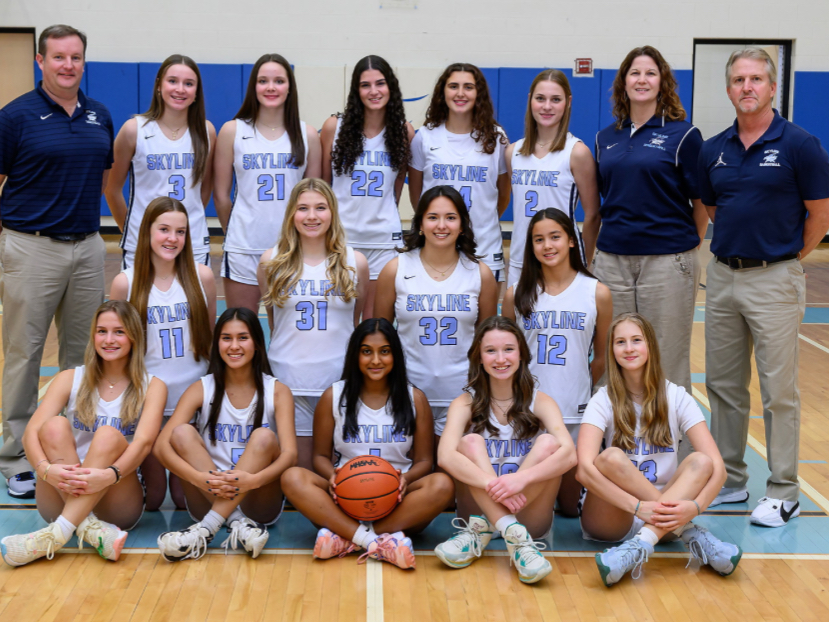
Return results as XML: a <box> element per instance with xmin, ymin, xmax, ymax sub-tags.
<box><xmin>536</xmin><ymin>334</ymin><xmax>567</xmax><ymax>365</ymax></box>
<box><xmin>351</xmin><ymin>170</ymin><xmax>384</xmax><ymax>197</ymax></box>
<box><xmin>419</xmin><ymin>317</ymin><xmax>458</xmax><ymax>345</ymax></box>
<box><xmin>258</xmin><ymin>174</ymin><xmax>286</xmax><ymax>201</ymax></box>
<box><xmin>524</xmin><ymin>190</ymin><xmax>538</xmax><ymax>217</ymax></box>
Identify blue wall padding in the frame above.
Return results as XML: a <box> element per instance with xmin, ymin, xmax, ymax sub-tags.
<box><xmin>793</xmin><ymin>71</ymin><xmax>829</xmax><ymax>149</ymax></box>
<box><xmin>481</xmin><ymin>67</ymin><xmax>500</xmax><ymax>115</ymax></box>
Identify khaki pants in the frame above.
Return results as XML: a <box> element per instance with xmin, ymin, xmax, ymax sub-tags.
<box><xmin>705</xmin><ymin>258</ymin><xmax>805</xmax><ymax>501</ymax></box>
<box><xmin>0</xmin><ymin>229</ymin><xmax>105</xmax><ymax>478</ymax></box>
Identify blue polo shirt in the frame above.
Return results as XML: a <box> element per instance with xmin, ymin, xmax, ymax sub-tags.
<box><xmin>0</xmin><ymin>82</ymin><xmax>113</xmax><ymax>235</ymax></box>
<box><xmin>699</xmin><ymin>110</ymin><xmax>829</xmax><ymax>260</ymax></box>
<box><xmin>595</xmin><ymin>116</ymin><xmax>702</xmax><ymax>255</ymax></box>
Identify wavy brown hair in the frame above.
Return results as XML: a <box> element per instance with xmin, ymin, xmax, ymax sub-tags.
<box><xmin>517</xmin><ymin>69</ymin><xmax>573</xmax><ymax>156</ymax></box>
<box><xmin>611</xmin><ymin>46</ymin><xmax>686</xmax><ymax>129</ymax></box>
<box><xmin>332</xmin><ymin>55</ymin><xmax>410</xmax><ymax>175</ymax></box>
<box><xmin>235</xmin><ymin>53</ymin><xmax>305</xmax><ymax>168</ymax></box>
<box><xmin>465</xmin><ymin>316</ymin><xmax>539</xmax><ymax>440</ymax></box>
<box><xmin>142</xmin><ymin>55</ymin><xmax>210</xmax><ymax>185</ymax></box>
<box><xmin>606</xmin><ymin>313</ymin><xmax>672</xmax><ymax>451</ymax></box>
<box><xmin>262</xmin><ymin>178</ymin><xmax>358</xmax><ymax>308</ymax></box>
<box><xmin>130</xmin><ymin>197</ymin><xmax>212</xmax><ymax>361</ymax></box>
<box><xmin>424</xmin><ymin>63</ymin><xmax>506</xmax><ymax>155</ymax></box>
<box><xmin>76</xmin><ymin>301</ymin><xmax>148</xmax><ymax>429</ymax></box>
<box><xmin>398</xmin><ymin>185</ymin><xmax>479</xmax><ymax>263</ymax></box>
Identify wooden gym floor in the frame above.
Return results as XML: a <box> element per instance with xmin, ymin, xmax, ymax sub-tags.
<box><xmin>1</xmin><ymin>237</ymin><xmax>828</xmax><ymax>621</ymax></box>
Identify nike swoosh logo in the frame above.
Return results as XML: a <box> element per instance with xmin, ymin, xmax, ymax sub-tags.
<box><xmin>404</xmin><ymin>275</ymin><xmax>416</xmax><ymax>279</ymax></box>
<box><xmin>605</xmin><ymin>143</ymin><xmax>617</xmax><ymax>149</ymax></box>
<box><xmin>430</xmin><ymin>147</ymin><xmax>440</xmax><ymax>151</ymax></box>
<box><xmin>242</xmin><ymin>136</ymin><xmax>253</xmax><ymax>139</ymax></box>
<box><xmin>780</xmin><ymin>501</ymin><xmax>799</xmax><ymax>522</ymax></box>
<box><xmin>41</xmin><ymin>113</ymin><xmax>53</xmax><ymax>120</ymax></box>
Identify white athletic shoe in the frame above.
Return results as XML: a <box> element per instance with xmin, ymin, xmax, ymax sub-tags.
<box><xmin>681</xmin><ymin>524</ymin><xmax>742</xmax><ymax>575</ymax></box>
<box><xmin>157</xmin><ymin>523</ymin><xmax>213</xmax><ymax>561</ymax></box>
<box><xmin>221</xmin><ymin>518</ymin><xmax>269</xmax><ymax>558</ymax></box>
<box><xmin>504</xmin><ymin>523</ymin><xmax>552</xmax><ymax>584</ymax></box>
<box><xmin>76</xmin><ymin>515</ymin><xmax>128</xmax><ymax>561</ymax></box>
<box><xmin>434</xmin><ymin>516</ymin><xmax>493</xmax><ymax>569</ymax></box>
<box><xmin>595</xmin><ymin>537</ymin><xmax>654</xmax><ymax>587</ymax></box>
<box><xmin>1</xmin><ymin>522</ymin><xmax>69</xmax><ymax>567</ymax></box>
<box><xmin>709</xmin><ymin>486</ymin><xmax>749</xmax><ymax>507</ymax></box>
<box><xmin>750</xmin><ymin>497</ymin><xmax>800</xmax><ymax>527</ymax></box>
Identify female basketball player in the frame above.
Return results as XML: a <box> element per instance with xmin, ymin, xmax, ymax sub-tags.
<box><xmin>321</xmin><ymin>56</ymin><xmax>414</xmax><ymax>318</ymax></box>
<box><xmin>577</xmin><ymin>313</ymin><xmax>741</xmax><ymax>586</ymax></box>
<box><xmin>502</xmin><ymin>209</ymin><xmax>612</xmax><ymax>516</ymax></box>
<box><xmin>258</xmin><ymin>178</ymin><xmax>368</xmax><ymax>470</ymax></box>
<box><xmin>214</xmin><ymin>53</ymin><xmax>322</xmax><ymax>313</ymax></box>
<box><xmin>281</xmin><ymin>318</ymin><xmax>454</xmax><ymax>569</ymax></box>
<box><xmin>154</xmin><ymin>308</ymin><xmax>296</xmax><ymax>561</ymax></box>
<box><xmin>434</xmin><ymin>316</ymin><xmax>576</xmax><ymax>584</ymax></box>
<box><xmin>409</xmin><ymin>63</ymin><xmax>510</xmax><ymax>297</ymax></box>
<box><xmin>106</xmin><ymin>55</ymin><xmax>214</xmax><ymax>268</ymax></box>
<box><xmin>506</xmin><ymin>69</ymin><xmax>601</xmax><ymax>285</ymax></box>
<box><xmin>593</xmin><ymin>46</ymin><xmax>706</xmax><ymax>396</ymax></box>
<box><xmin>1</xmin><ymin>301</ymin><xmax>166</xmax><ymax>567</ymax></box>
<box><xmin>375</xmin><ymin>185</ymin><xmax>498</xmax><ymax>437</ymax></box>
<box><xmin>110</xmin><ymin>196</ymin><xmax>216</xmax><ymax>510</ymax></box>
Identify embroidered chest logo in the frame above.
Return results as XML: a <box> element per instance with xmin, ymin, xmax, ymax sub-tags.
<box><xmin>760</xmin><ymin>149</ymin><xmax>780</xmax><ymax>167</ymax></box>
<box><xmin>714</xmin><ymin>152</ymin><xmax>727</xmax><ymax>167</ymax></box>
<box><xmin>644</xmin><ymin>132</ymin><xmax>668</xmax><ymax>151</ymax></box>
<box><xmin>85</xmin><ymin>110</ymin><xmax>101</xmax><ymax>126</ymax></box>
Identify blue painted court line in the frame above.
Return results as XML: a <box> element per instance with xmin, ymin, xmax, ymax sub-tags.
<box><xmin>40</xmin><ymin>366</ymin><xmax>59</xmax><ymax>376</ymax></box>
<box><xmin>800</xmin><ymin>460</ymin><xmax>827</xmax><ymax>464</ymax></box>
<box><xmin>691</xmin><ymin>373</ymin><xmax>706</xmax><ymax>383</ymax></box>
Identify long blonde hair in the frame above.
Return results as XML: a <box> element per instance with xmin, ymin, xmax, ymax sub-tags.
<box><xmin>130</xmin><ymin>197</ymin><xmax>212</xmax><ymax>361</ymax></box>
<box><xmin>262</xmin><ymin>178</ymin><xmax>358</xmax><ymax>308</ymax></box>
<box><xmin>606</xmin><ymin>313</ymin><xmax>672</xmax><ymax>451</ymax></box>
<box><xmin>76</xmin><ymin>301</ymin><xmax>148</xmax><ymax>428</ymax></box>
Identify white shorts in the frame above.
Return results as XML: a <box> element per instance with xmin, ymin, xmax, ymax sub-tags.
<box><xmin>294</xmin><ymin>395</ymin><xmax>321</xmax><ymax>437</ymax></box>
<box><xmin>122</xmin><ymin>249</ymin><xmax>210</xmax><ymax>270</ymax></box>
<box><xmin>221</xmin><ymin>251</ymin><xmax>260</xmax><ymax>286</ymax></box>
<box><xmin>431</xmin><ymin>405</ymin><xmax>449</xmax><ymax>436</ymax></box>
<box><xmin>507</xmin><ymin>263</ymin><xmax>522</xmax><ymax>289</ymax></box>
<box><xmin>356</xmin><ymin>247</ymin><xmax>396</xmax><ymax>280</ymax></box>
<box><xmin>565</xmin><ymin>422</ymin><xmax>580</xmax><ymax>444</ymax></box>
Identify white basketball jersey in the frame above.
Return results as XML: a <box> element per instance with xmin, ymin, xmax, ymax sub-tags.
<box><xmin>194</xmin><ymin>373</ymin><xmax>278</xmax><ymax>471</ymax></box>
<box><xmin>267</xmin><ymin>247</ymin><xmax>358</xmax><ymax>396</ymax></box>
<box><xmin>394</xmin><ymin>249</ymin><xmax>481</xmax><ymax>406</ymax></box>
<box><xmin>123</xmin><ymin>116</ymin><xmax>210</xmax><ymax>255</ymax></box>
<box><xmin>66</xmin><ymin>365</ymin><xmax>153</xmax><ymax>462</ymax></box>
<box><xmin>329</xmin><ymin>380</ymin><xmax>414</xmax><ymax>473</ymax></box>
<box><xmin>475</xmin><ymin>390</ymin><xmax>543</xmax><ymax>476</ymax></box>
<box><xmin>224</xmin><ymin>120</ymin><xmax>309</xmax><ymax>255</ymax></box>
<box><xmin>510</xmin><ymin>134</ymin><xmax>584</xmax><ymax>270</ymax></box>
<box><xmin>331</xmin><ymin>118</ymin><xmax>402</xmax><ymax>249</ymax></box>
<box><xmin>124</xmin><ymin>267</ymin><xmax>209</xmax><ymax>416</ymax></box>
<box><xmin>515</xmin><ymin>273</ymin><xmax>598</xmax><ymax>424</ymax></box>
<box><xmin>411</xmin><ymin>124</ymin><xmax>507</xmax><ymax>271</ymax></box>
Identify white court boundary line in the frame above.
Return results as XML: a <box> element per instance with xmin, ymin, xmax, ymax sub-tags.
<box><xmin>800</xmin><ymin>333</ymin><xmax>829</xmax><ymax>355</ymax></box>
<box><xmin>692</xmin><ymin>386</ymin><xmax>829</xmax><ymax>515</ymax></box>
<box><xmin>366</xmin><ymin>558</ymin><xmax>384</xmax><ymax>622</ymax></box>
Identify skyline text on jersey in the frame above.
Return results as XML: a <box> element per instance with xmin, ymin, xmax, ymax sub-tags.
<box><xmin>511</xmin><ymin>168</ymin><xmax>560</xmax><ymax>187</ymax></box>
<box><xmin>146</xmin><ymin>153</ymin><xmax>194</xmax><ymax>170</ymax></box>
<box><xmin>286</xmin><ymin>279</ymin><xmax>344</xmax><ymax>297</ymax></box>
<box><xmin>522</xmin><ymin>310</ymin><xmax>587</xmax><ymax>331</ymax></box>
<box><xmin>487</xmin><ymin>438</ymin><xmax>533</xmax><ymax>459</ymax></box>
<box><xmin>405</xmin><ymin>293</ymin><xmax>472</xmax><ymax>312</ymax></box>
<box><xmin>344</xmin><ymin>424</ymin><xmax>407</xmax><ymax>445</ymax></box>
<box><xmin>73</xmin><ymin>415</ymin><xmax>136</xmax><ymax>436</ymax></box>
<box><xmin>355</xmin><ymin>150</ymin><xmax>392</xmax><ymax>167</ymax></box>
<box><xmin>147</xmin><ymin>302</ymin><xmax>191</xmax><ymax>324</ymax></box>
<box><xmin>430</xmin><ymin>164</ymin><xmax>488</xmax><ymax>182</ymax></box>
<box><xmin>242</xmin><ymin>153</ymin><xmax>299</xmax><ymax>170</ymax></box>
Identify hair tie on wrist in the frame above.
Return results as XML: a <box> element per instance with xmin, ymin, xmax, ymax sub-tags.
<box><xmin>691</xmin><ymin>499</ymin><xmax>701</xmax><ymax>515</ymax></box>
<box><xmin>634</xmin><ymin>500</ymin><xmax>641</xmax><ymax>516</ymax></box>
<box><xmin>108</xmin><ymin>465</ymin><xmax>122</xmax><ymax>484</ymax></box>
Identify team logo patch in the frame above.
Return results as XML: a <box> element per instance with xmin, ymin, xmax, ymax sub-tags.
<box><xmin>644</xmin><ymin>132</ymin><xmax>668</xmax><ymax>151</ymax></box>
<box><xmin>85</xmin><ymin>110</ymin><xmax>101</xmax><ymax>126</ymax></box>
<box><xmin>760</xmin><ymin>149</ymin><xmax>781</xmax><ymax>167</ymax></box>
<box><xmin>392</xmin><ymin>232</ymin><xmax>402</xmax><ymax>240</ymax></box>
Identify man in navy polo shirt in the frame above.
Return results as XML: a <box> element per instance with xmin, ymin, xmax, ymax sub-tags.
<box><xmin>700</xmin><ymin>48</ymin><xmax>829</xmax><ymax>527</ymax></box>
<box><xmin>0</xmin><ymin>25</ymin><xmax>113</xmax><ymax>498</ymax></box>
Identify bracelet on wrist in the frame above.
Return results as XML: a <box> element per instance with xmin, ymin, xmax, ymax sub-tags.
<box><xmin>634</xmin><ymin>500</ymin><xmax>641</xmax><ymax>516</ymax></box>
<box><xmin>691</xmin><ymin>499</ymin><xmax>701</xmax><ymax>515</ymax></box>
<box><xmin>43</xmin><ymin>463</ymin><xmax>54</xmax><ymax>482</ymax></box>
<box><xmin>107</xmin><ymin>465</ymin><xmax>122</xmax><ymax>484</ymax></box>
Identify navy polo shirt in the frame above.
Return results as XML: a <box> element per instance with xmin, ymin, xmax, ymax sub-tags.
<box><xmin>595</xmin><ymin>116</ymin><xmax>702</xmax><ymax>255</ymax></box>
<box><xmin>0</xmin><ymin>82</ymin><xmax>113</xmax><ymax>235</ymax></box>
<box><xmin>699</xmin><ymin>110</ymin><xmax>829</xmax><ymax>260</ymax></box>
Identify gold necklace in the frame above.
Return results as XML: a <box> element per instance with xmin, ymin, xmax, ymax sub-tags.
<box><xmin>421</xmin><ymin>256</ymin><xmax>457</xmax><ymax>278</ymax></box>
<box><xmin>102</xmin><ymin>376</ymin><xmax>125</xmax><ymax>390</ymax></box>
<box><xmin>257</xmin><ymin>122</ymin><xmax>284</xmax><ymax>134</ymax></box>
<box><xmin>159</xmin><ymin>119</ymin><xmax>185</xmax><ymax>139</ymax></box>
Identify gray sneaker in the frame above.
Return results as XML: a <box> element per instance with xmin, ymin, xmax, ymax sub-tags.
<box><xmin>682</xmin><ymin>524</ymin><xmax>742</xmax><ymax>575</ymax></box>
<box><xmin>595</xmin><ymin>538</ymin><xmax>654</xmax><ymax>586</ymax></box>
<box><xmin>709</xmin><ymin>486</ymin><xmax>748</xmax><ymax>507</ymax></box>
<box><xmin>6</xmin><ymin>472</ymin><xmax>36</xmax><ymax>499</ymax></box>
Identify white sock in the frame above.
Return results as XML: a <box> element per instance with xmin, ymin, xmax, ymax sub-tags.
<box><xmin>55</xmin><ymin>515</ymin><xmax>76</xmax><ymax>540</ymax></box>
<box><xmin>352</xmin><ymin>523</ymin><xmax>378</xmax><ymax>548</ymax></box>
<box><xmin>199</xmin><ymin>510</ymin><xmax>225</xmax><ymax>535</ymax></box>
<box><xmin>228</xmin><ymin>507</ymin><xmax>246</xmax><ymax>527</ymax></box>
<box><xmin>635</xmin><ymin>526</ymin><xmax>659</xmax><ymax>547</ymax></box>
<box><xmin>674</xmin><ymin>522</ymin><xmax>694</xmax><ymax>538</ymax></box>
<box><xmin>495</xmin><ymin>515</ymin><xmax>518</xmax><ymax>536</ymax></box>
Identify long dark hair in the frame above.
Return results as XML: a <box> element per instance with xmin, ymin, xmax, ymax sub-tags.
<box><xmin>332</xmin><ymin>55</ymin><xmax>410</xmax><ymax>175</ymax></box>
<box><xmin>424</xmin><ymin>63</ymin><xmax>506</xmax><ymax>155</ymax></box>
<box><xmin>339</xmin><ymin>318</ymin><xmax>415</xmax><ymax>442</ymax></box>
<box><xmin>611</xmin><ymin>46</ymin><xmax>686</xmax><ymax>129</ymax></box>
<box><xmin>514</xmin><ymin>209</ymin><xmax>594</xmax><ymax>318</ymax></box>
<box><xmin>465</xmin><ymin>316</ymin><xmax>539</xmax><ymax>440</ymax></box>
<box><xmin>235</xmin><ymin>53</ymin><xmax>305</xmax><ymax>168</ymax></box>
<box><xmin>203</xmin><ymin>308</ymin><xmax>273</xmax><ymax>445</ymax></box>
<box><xmin>399</xmin><ymin>185</ymin><xmax>479</xmax><ymax>263</ymax></box>
<box><xmin>142</xmin><ymin>55</ymin><xmax>209</xmax><ymax>186</ymax></box>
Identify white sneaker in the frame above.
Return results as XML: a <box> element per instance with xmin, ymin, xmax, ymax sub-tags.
<box><xmin>750</xmin><ymin>497</ymin><xmax>800</xmax><ymax>527</ymax></box>
<box><xmin>76</xmin><ymin>515</ymin><xmax>128</xmax><ymax>561</ymax></box>
<box><xmin>221</xmin><ymin>518</ymin><xmax>269</xmax><ymax>558</ymax></box>
<box><xmin>6</xmin><ymin>471</ymin><xmax>36</xmax><ymax>499</ymax></box>
<box><xmin>681</xmin><ymin>524</ymin><xmax>742</xmax><ymax>575</ymax></box>
<box><xmin>596</xmin><ymin>537</ymin><xmax>653</xmax><ymax>587</ymax></box>
<box><xmin>504</xmin><ymin>523</ymin><xmax>552</xmax><ymax>584</ymax></box>
<box><xmin>1</xmin><ymin>522</ymin><xmax>69</xmax><ymax>567</ymax></box>
<box><xmin>709</xmin><ymin>486</ymin><xmax>749</xmax><ymax>507</ymax></box>
<box><xmin>157</xmin><ymin>523</ymin><xmax>213</xmax><ymax>561</ymax></box>
<box><xmin>434</xmin><ymin>516</ymin><xmax>493</xmax><ymax>569</ymax></box>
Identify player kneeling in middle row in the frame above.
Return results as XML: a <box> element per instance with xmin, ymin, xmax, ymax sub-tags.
<box><xmin>154</xmin><ymin>308</ymin><xmax>297</xmax><ymax>561</ymax></box>
<box><xmin>281</xmin><ymin>318</ymin><xmax>454</xmax><ymax>569</ymax></box>
<box><xmin>435</xmin><ymin>316</ymin><xmax>577</xmax><ymax>584</ymax></box>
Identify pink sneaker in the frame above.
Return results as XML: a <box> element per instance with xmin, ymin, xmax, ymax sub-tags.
<box><xmin>358</xmin><ymin>534</ymin><xmax>416</xmax><ymax>569</ymax></box>
<box><xmin>313</xmin><ymin>528</ymin><xmax>359</xmax><ymax>559</ymax></box>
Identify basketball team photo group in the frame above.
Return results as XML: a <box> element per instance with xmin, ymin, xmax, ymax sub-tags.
<box><xmin>1</xmin><ymin>16</ymin><xmax>828</xmax><ymax>605</ymax></box>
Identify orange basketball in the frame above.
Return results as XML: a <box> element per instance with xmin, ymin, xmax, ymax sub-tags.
<box><xmin>335</xmin><ymin>455</ymin><xmax>400</xmax><ymax>521</ymax></box>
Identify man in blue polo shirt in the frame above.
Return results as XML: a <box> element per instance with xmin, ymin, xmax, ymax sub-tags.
<box><xmin>0</xmin><ymin>25</ymin><xmax>113</xmax><ymax>497</ymax></box>
<box><xmin>700</xmin><ymin>48</ymin><xmax>829</xmax><ymax>527</ymax></box>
